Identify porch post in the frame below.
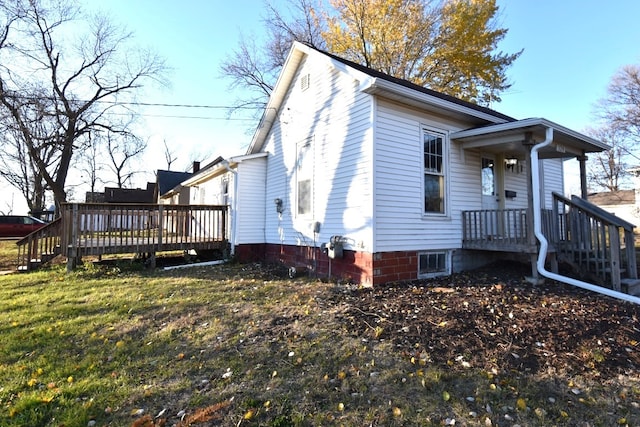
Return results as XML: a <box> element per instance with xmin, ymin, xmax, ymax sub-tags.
<box><xmin>523</xmin><ymin>132</ymin><xmax>539</xmax><ymax>280</ymax></box>
<box><xmin>577</xmin><ymin>153</ymin><xmax>588</xmax><ymax>199</ymax></box>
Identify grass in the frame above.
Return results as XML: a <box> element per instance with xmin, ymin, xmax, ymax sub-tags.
<box><xmin>0</xmin><ymin>240</ymin><xmax>638</xmax><ymax>426</ymax></box>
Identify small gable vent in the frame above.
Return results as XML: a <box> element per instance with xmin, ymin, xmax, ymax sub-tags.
<box><xmin>300</xmin><ymin>73</ymin><xmax>310</xmax><ymax>91</ymax></box>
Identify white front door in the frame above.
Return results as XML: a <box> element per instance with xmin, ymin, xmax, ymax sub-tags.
<box><xmin>481</xmin><ymin>156</ymin><xmax>500</xmax><ymax>237</ymax></box>
<box><xmin>481</xmin><ymin>156</ymin><xmax>499</xmax><ymax>210</ymax></box>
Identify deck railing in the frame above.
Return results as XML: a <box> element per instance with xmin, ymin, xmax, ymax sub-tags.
<box><xmin>16</xmin><ymin>203</ymin><xmax>228</xmax><ymax>271</ymax></box>
<box><xmin>61</xmin><ymin>203</ymin><xmax>228</xmax><ymax>261</ymax></box>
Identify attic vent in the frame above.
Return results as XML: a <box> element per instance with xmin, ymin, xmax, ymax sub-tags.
<box><xmin>300</xmin><ymin>73</ymin><xmax>310</xmax><ymax>91</ymax></box>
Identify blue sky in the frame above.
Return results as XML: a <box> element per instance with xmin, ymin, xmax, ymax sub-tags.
<box><xmin>3</xmin><ymin>0</ymin><xmax>640</xmax><ymax>213</ymax></box>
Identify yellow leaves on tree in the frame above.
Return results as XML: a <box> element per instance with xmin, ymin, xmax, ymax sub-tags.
<box><xmin>321</xmin><ymin>0</ymin><xmax>521</xmax><ymax>105</ymax></box>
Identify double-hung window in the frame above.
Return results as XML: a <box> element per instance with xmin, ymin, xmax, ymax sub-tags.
<box><xmin>296</xmin><ymin>138</ymin><xmax>313</xmax><ymax>216</ymax></box>
<box><xmin>423</xmin><ymin>128</ymin><xmax>447</xmax><ymax>214</ymax></box>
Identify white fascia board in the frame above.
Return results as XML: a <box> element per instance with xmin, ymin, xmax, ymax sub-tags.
<box><xmin>247</xmin><ymin>42</ymin><xmax>309</xmax><ymax>154</ymax></box>
<box><xmin>182</xmin><ymin>153</ymin><xmax>268</xmax><ymax>187</ymax></box>
<box><xmin>182</xmin><ymin>163</ymin><xmax>229</xmax><ymax>187</ymax></box>
<box><xmin>361</xmin><ymin>78</ymin><xmax>510</xmax><ymax>124</ymax></box>
<box><xmin>228</xmin><ymin>152</ymin><xmax>268</xmax><ymax>164</ymax></box>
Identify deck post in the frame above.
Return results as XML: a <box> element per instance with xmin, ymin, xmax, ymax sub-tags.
<box><xmin>66</xmin><ymin>203</ymin><xmax>79</xmax><ymax>272</ymax></box>
<box><xmin>609</xmin><ymin>225</ymin><xmax>622</xmax><ymax>291</ymax></box>
<box><xmin>577</xmin><ymin>153</ymin><xmax>588</xmax><ymax>199</ymax></box>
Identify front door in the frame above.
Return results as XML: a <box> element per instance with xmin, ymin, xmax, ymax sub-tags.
<box><xmin>481</xmin><ymin>156</ymin><xmax>499</xmax><ymax>210</ymax></box>
<box><xmin>481</xmin><ymin>156</ymin><xmax>500</xmax><ymax>237</ymax></box>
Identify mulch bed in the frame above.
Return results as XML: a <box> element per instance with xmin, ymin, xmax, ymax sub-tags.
<box><xmin>329</xmin><ymin>261</ymin><xmax>640</xmax><ymax>379</ymax></box>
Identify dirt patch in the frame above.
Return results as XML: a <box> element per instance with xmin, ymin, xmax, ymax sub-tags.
<box><xmin>331</xmin><ymin>261</ymin><xmax>640</xmax><ymax>380</ymax></box>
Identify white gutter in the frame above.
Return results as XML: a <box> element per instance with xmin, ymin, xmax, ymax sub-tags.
<box><xmin>222</xmin><ymin>160</ymin><xmax>238</xmax><ymax>256</ymax></box>
<box><xmin>532</xmin><ymin>127</ymin><xmax>640</xmax><ymax>304</ymax></box>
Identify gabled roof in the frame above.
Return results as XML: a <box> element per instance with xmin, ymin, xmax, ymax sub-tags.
<box><xmin>247</xmin><ymin>42</ymin><xmax>515</xmax><ymax>154</ymax></box>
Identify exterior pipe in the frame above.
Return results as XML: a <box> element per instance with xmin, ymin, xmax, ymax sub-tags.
<box><xmin>222</xmin><ymin>160</ymin><xmax>238</xmax><ymax>256</ymax></box>
<box><xmin>531</xmin><ymin>127</ymin><xmax>640</xmax><ymax>304</ymax></box>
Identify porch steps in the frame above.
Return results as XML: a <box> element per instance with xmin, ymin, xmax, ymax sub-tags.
<box><xmin>621</xmin><ymin>278</ymin><xmax>640</xmax><ymax>297</ymax></box>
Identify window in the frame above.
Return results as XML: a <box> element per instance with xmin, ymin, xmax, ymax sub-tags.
<box><xmin>296</xmin><ymin>139</ymin><xmax>313</xmax><ymax>216</ymax></box>
<box><xmin>423</xmin><ymin>129</ymin><xmax>446</xmax><ymax>214</ymax></box>
<box><xmin>418</xmin><ymin>251</ymin><xmax>449</xmax><ymax>278</ymax></box>
<box><xmin>481</xmin><ymin>157</ymin><xmax>495</xmax><ymax>197</ymax></box>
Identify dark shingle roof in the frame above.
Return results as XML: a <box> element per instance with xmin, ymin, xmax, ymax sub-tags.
<box><xmin>156</xmin><ymin>170</ymin><xmax>192</xmax><ymax>196</ymax></box>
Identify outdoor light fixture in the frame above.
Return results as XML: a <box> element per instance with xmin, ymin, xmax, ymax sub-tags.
<box><xmin>504</xmin><ymin>157</ymin><xmax>519</xmax><ymax>172</ymax></box>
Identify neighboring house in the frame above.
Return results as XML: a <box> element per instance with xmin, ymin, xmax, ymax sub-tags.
<box><xmin>85</xmin><ymin>182</ymin><xmax>155</xmax><ymax>204</ymax></box>
<box><xmin>192</xmin><ymin>42</ymin><xmax>611</xmax><ymax>286</ymax></box>
<box><xmin>588</xmin><ymin>190</ymin><xmax>639</xmax><ymax>226</ymax></box>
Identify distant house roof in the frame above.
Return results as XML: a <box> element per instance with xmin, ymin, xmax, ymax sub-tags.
<box><xmin>85</xmin><ymin>182</ymin><xmax>155</xmax><ymax>204</ymax></box>
<box><xmin>156</xmin><ymin>170</ymin><xmax>192</xmax><ymax>196</ymax></box>
<box><xmin>588</xmin><ymin>190</ymin><xmax>636</xmax><ymax>206</ymax></box>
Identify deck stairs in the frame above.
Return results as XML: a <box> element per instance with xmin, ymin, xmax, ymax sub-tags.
<box><xmin>16</xmin><ymin>218</ymin><xmax>63</xmax><ymax>271</ymax></box>
<box><xmin>549</xmin><ymin>193</ymin><xmax>639</xmax><ymax>296</ymax></box>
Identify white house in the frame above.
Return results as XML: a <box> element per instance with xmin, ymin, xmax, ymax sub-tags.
<box><xmin>191</xmin><ymin>42</ymin><xmax>614</xmax><ymax>286</ymax></box>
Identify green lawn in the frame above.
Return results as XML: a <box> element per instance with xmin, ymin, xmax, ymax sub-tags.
<box><xmin>0</xmin><ymin>241</ymin><xmax>638</xmax><ymax>426</ymax></box>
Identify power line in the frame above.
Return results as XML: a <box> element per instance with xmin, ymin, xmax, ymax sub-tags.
<box><xmin>2</xmin><ymin>93</ymin><xmax>264</xmax><ymax>111</ymax></box>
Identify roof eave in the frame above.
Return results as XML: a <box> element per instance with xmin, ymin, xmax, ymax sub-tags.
<box><xmin>361</xmin><ymin>78</ymin><xmax>512</xmax><ymax>125</ymax></box>
<box><xmin>451</xmin><ymin>118</ymin><xmax>610</xmax><ymax>153</ymax></box>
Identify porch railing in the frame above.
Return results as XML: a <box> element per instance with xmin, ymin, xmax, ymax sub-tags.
<box><xmin>462</xmin><ymin>208</ymin><xmax>537</xmax><ymax>251</ymax></box>
<box><xmin>462</xmin><ymin>195</ymin><xmax>637</xmax><ymax>291</ymax></box>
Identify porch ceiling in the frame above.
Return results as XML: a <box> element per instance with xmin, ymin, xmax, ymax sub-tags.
<box><xmin>451</xmin><ymin>118</ymin><xmax>609</xmax><ymax>159</ymax></box>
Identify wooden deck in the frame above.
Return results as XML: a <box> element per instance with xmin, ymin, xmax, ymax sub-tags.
<box><xmin>17</xmin><ymin>203</ymin><xmax>228</xmax><ymax>271</ymax></box>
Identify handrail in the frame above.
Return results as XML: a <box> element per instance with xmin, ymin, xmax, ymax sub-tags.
<box><xmin>552</xmin><ymin>192</ymin><xmax>635</xmax><ymax>231</ymax></box>
<box><xmin>550</xmin><ymin>192</ymin><xmax>637</xmax><ymax>291</ymax></box>
<box><xmin>16</xmin><ymin>218</ymin><xmax>63</xmax><ymax>271</ymax></box>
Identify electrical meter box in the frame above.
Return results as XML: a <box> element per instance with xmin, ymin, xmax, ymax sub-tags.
<box><xmin>322</xmin><ymin>235</ymin><xmax>344</xmax><ymax>259</ymax></box>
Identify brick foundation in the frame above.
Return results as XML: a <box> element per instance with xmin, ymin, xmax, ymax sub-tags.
<box><xmin>236</xmin><ymin>243</ymin><xmax>423</xmax><ymax>286</ymax></box>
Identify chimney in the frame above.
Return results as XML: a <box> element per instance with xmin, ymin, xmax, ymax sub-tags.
<box><xmin>193</xmin><ymin>161</ymin><xmax>200</xmax><ymax>173</ymax></box>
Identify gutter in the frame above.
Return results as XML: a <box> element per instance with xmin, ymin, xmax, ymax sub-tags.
<box><xmin>222</xmin><ymin>160</ymin><xmax>238</xmax><ymax>256</ymax></box>
<box><xmin>531</xmin><ymin>127</ymin><xmax>640</xmax><ymax>304</ymax></box>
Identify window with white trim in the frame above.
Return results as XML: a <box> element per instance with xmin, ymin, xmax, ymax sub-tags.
<box><xmin>418</xmin><ymin>251</ymin><xmax>450</xmax><ymax>278</ymax></box>
<box><xmin>296</xmin><ymin>138</ymin><xmax>313</xmax><ymax>216</ymax></box>
<box><xmin>423</xmin><ymin>128</ymin><xmax>447</xmax><ymax>214</ymax></box>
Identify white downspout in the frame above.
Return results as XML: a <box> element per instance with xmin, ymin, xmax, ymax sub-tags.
<box><xmin>222</xmin><ymin>161</ymin><xmax>238</xmax><ymax>256</ymax></box>
<box><xmin>532</xmin><ymin>127</ymin><xmax>640</xmax><ymax>304</ymax></box>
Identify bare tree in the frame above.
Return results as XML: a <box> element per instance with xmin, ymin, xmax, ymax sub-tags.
<box><xmin>586</xmin><ymin>125</ymin><xmax>636</xmax><ymax>192</ymax></box>
<box><xmin>600</xmin><ymin>65</ymin><xmax>640</xmax><ymax>139</ymax></box>
<box><xmin>105</xmin><ymin>132</ymin><xmax>147</xmax><ymax>188</ymax></box>
<box><xmin>163</xmin><ymin>139</ymin><xmax>178</xmax><ymax>170</ymax></box>
<box><xmin>220</xmin><ymin>0</ymin><xmax>326</xmax><ymax>110</ymax></box>
<box><xmin>77</xmin><ymin>133</ymin><xmax>105</xmax><ymax>197</ymax></box>
<box><xmin>0</xmin><ymin>0</ymin><xmax>166</xmax><ymax>214</ymax></box>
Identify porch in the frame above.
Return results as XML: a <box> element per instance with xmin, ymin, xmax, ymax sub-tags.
<box><xmin>17</xmin><ymin>203</ymin><xmax>228</xmax><ymax>271</ymax></box>
<box><xmin>462</xmin><ymin>193</ymin><xmax>638</xmax><ymax>295</ymax></box>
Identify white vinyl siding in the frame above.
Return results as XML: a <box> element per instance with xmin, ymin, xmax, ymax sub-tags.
<box><xmin>374</xmin><ymin>100</ymin><xmax>468</xmax><ymax>252</ymax></box>
<box><xmin>541</xmin><ymin>158</ymin><xmax>564</xmax><ymax>208</ymax></box>
<box><xmin>236</xmin><ymin>157</ymin><xmax>267</xmax><ymax>244</ymax></box>
<box><xmin>263</xmin><ymin>54</ymin><xmax>374</xmax><ymax>251</ymax></box>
